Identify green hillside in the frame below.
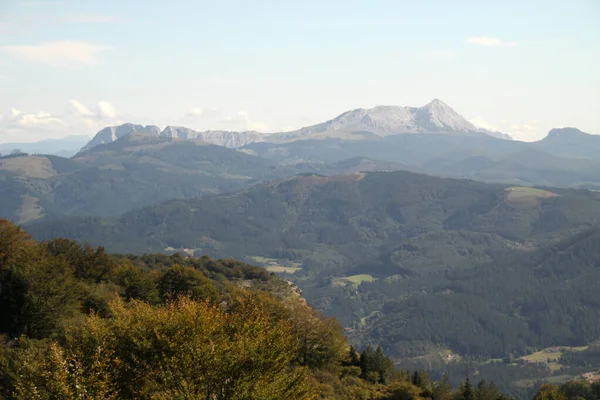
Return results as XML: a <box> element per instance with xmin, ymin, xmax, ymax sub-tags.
<box><xmin>0</xmin><ymin>135</ymin><xmax>304</xmax><ymax>224</ymax></box>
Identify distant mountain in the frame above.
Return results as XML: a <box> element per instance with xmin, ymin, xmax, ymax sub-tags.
<box><xmin>78</xmin><ymin>100</ymin><xmax>511</xmax><ymax>153</ymax></box>
<box><xmin>243</xmin><ymin>130</ymin><xmax>600</xmax><ymax>190</ymax></box>
<box><xmin>534</xmin><ymin>127</ymin><xmax>600</xmax><ymax>159</ymax></box>
<box><xmin>271</xmin><ymin>99</ymin><xmax>512</xmax><ymax>141</ymax></box>
<box><xmin>79</xmin><ymin>123</ymin><xmax>161</xmax><ymax>152</ymax></box>
<box><xmin>0</xmin><ymin>133</ymin><xmax>309</xmax><ymax>224</ymax></box>
<box><xmin>0</xmin><ymin>135</ymin><xmax>91</xmax><ymax>158</ymax></box>
<box><xmin>160</xmin><ymin>126</ymin><xmax>266</xmax><ymax>148</ymax></box>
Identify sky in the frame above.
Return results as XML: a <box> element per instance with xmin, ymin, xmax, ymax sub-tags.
<box><xmin>0</xmin><ymin>0</ymin><xmax>598</xmax><ymax>143</ymax></box>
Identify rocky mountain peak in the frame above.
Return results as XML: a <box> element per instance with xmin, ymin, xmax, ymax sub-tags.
<box><xmin>80</xmin><ymin>123</ymin><xmax>160</xmax><ymax>152</ymax></box>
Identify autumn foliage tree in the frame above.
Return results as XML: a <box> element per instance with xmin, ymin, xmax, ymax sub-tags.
<box><xmin>12</xmin><ymin>294</ymin><xmax>315</xmax><ymax>400</ymax></box>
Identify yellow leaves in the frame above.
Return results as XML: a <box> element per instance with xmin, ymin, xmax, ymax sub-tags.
<box><xmin>12</xmin><ymin>293</ymin><xmax>316</xmax><ymax>399</ymax></box>
<box><xmin>0</xmin><ymin>219</ymin><xmax>34</xmax><ymax>268</ymax></box>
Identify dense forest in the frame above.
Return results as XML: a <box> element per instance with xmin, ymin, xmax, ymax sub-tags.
<box><xmin>0</xmin><ymin>219</ymin><xmax>535</xmax><ymax>399</ymax></box>
<box><xmin>1</xmin><ymin>220</ymin><xmax>599</xmax><ymax>399</ymax></box>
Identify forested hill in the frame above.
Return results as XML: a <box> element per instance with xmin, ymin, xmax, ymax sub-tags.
<box><xmin>26</xmin><ymin>171</ymin><xmax>600</xmax><ymax>256</ymax></box>
<box><xmin>22</xmin><ymin>170</ymin><xmax>600</xmax><ymax>398</ymax></box>
<box><xmin>0</xmin><ymin>219</ymin><xmax>529</xmax><ymax>399</ymax></box>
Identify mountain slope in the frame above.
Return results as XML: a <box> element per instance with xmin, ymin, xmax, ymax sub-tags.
<box><xmin>0</xmin><ymin>133</ymin><xmax>308</xmax><ymax>223</ymax></box>
<box><xmin>27</xmin><ymin>170</ymin><xmax>600</xmax><ymax>257</ymax></box>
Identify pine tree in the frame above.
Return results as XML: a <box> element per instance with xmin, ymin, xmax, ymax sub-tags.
<box><xmin>433</xmin><ymin>373</ymin><xmax>453</xmax><ymax>400</ymax></box>
<box><xmin>463</xmin><ymin>377</ymin><xmax>475</xmax><ymax>400</ymax></box>
<box><xmin>349</xmin><ymin>345</ymin><xmax>360</xmax><ymax>366</ymax></box>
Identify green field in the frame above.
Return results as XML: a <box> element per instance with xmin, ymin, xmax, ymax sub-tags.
<box><xmin>521</xmin><ymin>345</ymin><xmax>588</xmax><ymax>363</ymax></box>
<box><xmin>332</xmin><ymin>274</ymin><xmax>376</xmax><ymax>288</ymax></box>
<box><xmin>519</xmin><ymin>345</ymin><xmax>589</xmax><ymax>372</ymax></box>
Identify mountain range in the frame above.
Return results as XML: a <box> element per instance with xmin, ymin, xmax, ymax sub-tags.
<box><xmin>79</xmin><ymin>99</ymin><xmax>511</xmax><ymax>152</ymax></box>
<box><xmin>2</xmin><ymin>123</ymin><xmax>599</xmax><ymax>226</ymax></box>
<box><xmin>0</xmin><ymin>132</ymin><xmax>312</xmax><ymax>224</ymax></box>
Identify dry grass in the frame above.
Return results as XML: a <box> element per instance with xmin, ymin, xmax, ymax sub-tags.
<box><xmin>17</xmin><ymin>194</ymin><xmax>45</xmax><ymax>223</ymax></box>
<box><xmin>332</xmin><ymin>274</ymin><xmax>376</xmax><ymax>288</ymax></box>
<box><xmin>0</xmin><ymin>156</ymin><xmax>56</xmax><ymax>178</ymax></box>
<box><xmin>265</xmin><ymin>266</ymin><xmax>303</xmax><ymax>274</ymax></box>
<box><xmin>505</xmin><ymin>186</ymin><xmax>558</xmax><ymax>206</ymax></box>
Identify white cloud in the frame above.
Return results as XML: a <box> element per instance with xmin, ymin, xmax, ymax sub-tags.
<box><xmin>0</xmin><ymin>108</ymin><xmax>66</xmax><ymax>142</ymax></box>
<box><xmin>471</xmin><ymin>116</ymin><xmax>544</xmax><ymax>141</ymax></box>
<box><xmin>185</xmin><ymin>108</ymin><xmax>203</xmax><ymax>117</ymax></box>
<box><xmin>468</xmin><ymin>37</ymin><xmax>517</xmax><ymax>47</ymax></box>
<box><xmin>470</xmin><ymin>116</ymin><xmax>500</xmax><ymax>132</ymax></box>
<box><xmin>0</xmin><ymin>100</ymin><xmax>124</xmax><ymax>143</ymax></box>
<box><xmin>97</xmin><ymin>101</ymin><xmax>117</xmax><ymax>119</ymax></box>
<box><xmin>1</xmin><ymin>109</ymin><xmax>63</xmax><ymax>128</ymax></box>
<box><xmin>18</xmin><ymin>111</ymin><xmax>64</xmax><ymax>127</ymax></box>
<box><xmin>69</xmin><ymin>99</ymin><xmax>94</xmax><ymax>116</ymax></box>
<box><xmin>0</xmin><ymin>40</ymin><xmax>113</xmax><ymax>67</ymax></box>
<box><xmin>70</xmin><ymin>99</ymin><xmax>118</xmax><ymax>120</ymax></box>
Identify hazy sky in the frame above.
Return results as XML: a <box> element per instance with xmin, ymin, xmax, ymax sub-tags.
<box><xmin>0</xmin><ymin>0</ymin><xmax>598</xmax><ymax>143</ymax></box>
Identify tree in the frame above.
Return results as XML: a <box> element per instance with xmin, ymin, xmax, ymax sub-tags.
<box><xmin>474</xmin><ymin>379</ymin><xmax>505</xmax><ymax>400</ymax></box>
<box><xmin>115</xmin><ymin>260</ymin><xmax>160</xmax><ymax>304</ymax></box>
<box><xmin>348</xmin><ymin>345</ymin><xmax>360</xmax><ymax>367</ymax></box>
<box><xmin>12</xmin><ymin>294</ymin><xmax>316</xmax><ymax>400</ymax></box>
<box><xmin>0</xmin><ymin>221</ymin><xmax>80</xmax><ymax>337</ymax></box>
<box><xmin>559</xmin><ymin>380</ymin><xmax>591</xmax><ymax>400</ymax></box>
<box><xmin>44</xmin><ymin>239</ymin><xmax>115</xmax><ymax>283</ymax></box>
<box><xmin>158</xmin><ymin>264</ymin><xmax>218</xmax><ymax>302</ymax></box>
<box><xmin>591</xmin><ymin>382</ymin><xmax>600</xmax><ymax>400</ymax></box>
<box><xmin>287</xmin><ymin>301</ymin><xmax>346</xmax><ymax>370</ymax></box>
<box><xmin>433</xmin><ymin>373</ymin><xmax>453</xmax><ymax>400</ymax></box>
<box><xmin>388</xmin><ymin>380</ymin><xmax>426</xmax><ymax>400</ymax></box>
<box><xmin>360</xmin><ymin>346</ymin><xmax>377</xmax><ymax>382</ymax></box>
<box><xmin>533</xmin><ymin>384</ymin><xmax>567</xmax><ymax>400</ymax></box>
<box><xmin>18</xmin><ymin>248</ymin><xmax>81</xmax><ymax>337</ymax></box>
<box><xmin>374</xmin><ymin>346</ymin><xmax>394</xmax><ymax>384</ymax></box>
<box><xmin>459</xmin><ymin>377</ymin><xmax>474</xmax><ymax>400</ymax></box>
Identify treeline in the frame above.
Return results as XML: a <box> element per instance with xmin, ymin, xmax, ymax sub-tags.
<box><xmin>0</xmin><ymin>219</ymin><xmax>517</xmax><ymax>399</ymax></box>
<box><xmin>533</xmin><ymin>381</ymin><xmax>600</xmax><ymax>400</ymax></box>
